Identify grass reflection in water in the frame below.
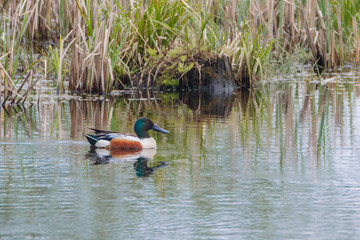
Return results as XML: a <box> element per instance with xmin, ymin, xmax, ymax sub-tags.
<box><xmin>0</xmin><ymin>80</ymin><xmax>357</xmax><ymax>169</ymax></box>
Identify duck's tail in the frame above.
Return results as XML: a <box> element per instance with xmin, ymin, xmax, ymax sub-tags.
<box><xmin>84</xmin><ymin>134</ymin><xmax>99</xmax><ymax>147</ymax></box>
<box><xmin>89</xmin><ymin>128</ymin><xmax>114</xmax><ymax>135</ymax></box>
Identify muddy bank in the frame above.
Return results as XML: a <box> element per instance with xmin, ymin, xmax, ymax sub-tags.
<box><xmin>179</xmin><ymin>55</ymin><xmax>236</xmax><ymax>94</ymax></box>
<box><xmin>128</xmin><ymin>53</ymin><xmax>247</xmax><ymax>94</ymax></box>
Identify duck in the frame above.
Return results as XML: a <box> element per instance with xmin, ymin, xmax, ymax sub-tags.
<box><xmin>84</xmin><ymin>117</ymin><xmax>169</xmax><ymax>150</ymax></box>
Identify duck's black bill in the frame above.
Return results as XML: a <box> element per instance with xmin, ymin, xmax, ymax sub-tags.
<box><xmin>152</xmin><ymin>124</ymin><xmax>170</xmax><ymax>134</ymax></box>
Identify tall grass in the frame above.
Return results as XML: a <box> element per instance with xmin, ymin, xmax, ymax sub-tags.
<box><xmin>250</xmin><ymin>0</ymin><xmax>360</xmax><ymax>70</ymax></box>
<box><xmin>1</xmin><ymin>0</ymin><xmax>359</xmax><ymax>96</ymax></box>
<box><xmin>0</xmin><ymin>0</ymin><xmax>46</xmax><ymax>104</ymax></box>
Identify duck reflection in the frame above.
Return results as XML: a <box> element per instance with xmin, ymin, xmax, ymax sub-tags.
<box><xmin>85</xmin><ymin>148</ymin><xmax>167</xmax><ymax>177</ymax></box>
<box><xmin>133</xmin><ymin>157</ymin><xmax>167</xmax><ymax>177</ymax></box>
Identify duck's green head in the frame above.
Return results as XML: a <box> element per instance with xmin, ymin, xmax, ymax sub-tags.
<box><xmin>134</xmin><ymin>117</ymin><xmax>170</xmax><ymax>139</ymax></box>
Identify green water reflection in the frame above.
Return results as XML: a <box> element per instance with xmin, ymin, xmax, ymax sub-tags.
<box><xmin>1</xmin><ymin>79</ymin><xmax>360</xmax><ymax>239</ymax></box>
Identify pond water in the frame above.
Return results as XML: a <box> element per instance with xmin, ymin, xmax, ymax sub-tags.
<box><xmin>1</xmin><ymin>71</ymin><xmax>360</xmax><ymax>239</ymax></box>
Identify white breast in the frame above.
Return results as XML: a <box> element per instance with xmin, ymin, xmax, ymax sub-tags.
<box><xmin>140</xmin><ymin>137</ymin><xmax>157</xmax><ymax>149</ymax></box>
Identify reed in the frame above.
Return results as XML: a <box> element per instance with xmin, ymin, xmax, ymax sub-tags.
<box><xmin>0</xmin><ymin>0</ymin><xmax>47</xmax><ymax>104</ymax></box>
<box><xmin>46</xmin><ymin>31</ymin><xmax>75</xmax><ymax>94</ymax></box>
<box><xmin>221</xmin><ymin>24</ymin><xmax>274</xmax><ymax>87</ymax></box>
<box><xmin>0</xmin><ymin>66</ymin><xmax>41</xmax><ymax>105</ymax></box>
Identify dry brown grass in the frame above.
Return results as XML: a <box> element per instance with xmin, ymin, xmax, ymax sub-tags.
<box><xmin>248</xmin><ymin>0</ymin><xmax>359</xmax><ymax>71</ymax></box>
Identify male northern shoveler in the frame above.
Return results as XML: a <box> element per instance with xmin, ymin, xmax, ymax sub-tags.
<box><xmin>84</xmin><ymin>117</ymin><xmax>169</xmax><ymax>150</ymax></box>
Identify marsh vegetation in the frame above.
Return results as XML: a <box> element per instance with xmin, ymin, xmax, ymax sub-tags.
<box><xmin>0</xmin><ymin>0</ymin><xmax>359</xmax><ymax>100</ymax></box>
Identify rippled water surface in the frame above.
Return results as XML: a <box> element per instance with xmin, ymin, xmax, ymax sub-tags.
<box><xmin>1</xmin><ymin>72</ymin><xmax>360</xmax><ymax>239</ymax></box>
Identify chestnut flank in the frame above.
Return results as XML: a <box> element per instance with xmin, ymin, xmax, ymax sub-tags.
<box><xmin>110</xmin><ymin>138</ymin><xmax>142</xmax><ymax>150</ymax></box>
